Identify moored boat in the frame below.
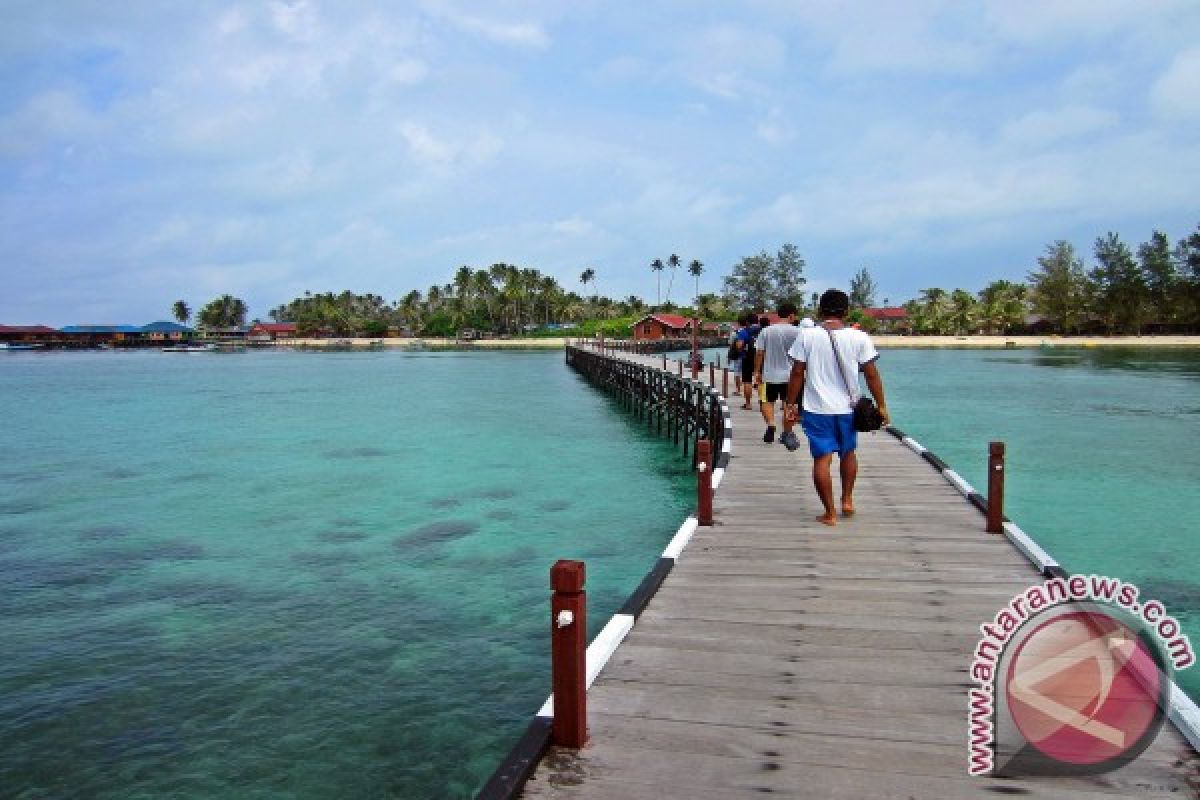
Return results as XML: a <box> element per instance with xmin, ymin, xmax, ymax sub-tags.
<box><xmin>161</xmin><ymin>343</ymin><xmax>217</xmax><ymax>352</ymax></box>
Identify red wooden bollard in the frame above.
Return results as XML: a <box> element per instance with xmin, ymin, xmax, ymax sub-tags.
<box><xmin>662</xmin><ymin>354</ymin><xmax>667</xmax><ymax>370</ymax></box>
<box><xmin>722</xmin><ymin>368</ymin><xmax>729</xmax><ymax>398</ymax></box>
<box><xmin>987</xmin><ymin>442</ymin><xmax>1005</xmax><ymax>533</ymax></box>
<box><xmin>709</xmin><ymin>362</ymin><xmax>715</xmax><ymax>386</ymax></box>
<box><xmin>677</xmin><ymin>360</ymin><xmax>683</xmax><ymax>377</ymax></box>
<box><xmin>550</xmin><ymin>560</ymin><xmax>587</xmax><ymax>747</ymax></box>
<box><xmin>697</xmin><ymin>440</ymin><xmax>714</xmax><ymax>526</ymax></box>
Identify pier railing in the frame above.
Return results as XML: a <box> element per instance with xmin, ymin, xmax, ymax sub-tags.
<box><xmin>565</xmin><ymin>344</ymin><xmax>726</xmax><ymax>467</ymax></box>
<box><xmin>478</xmin><ymin>345</ymin><xmax>731</xmax><ymax>799</ymax></box>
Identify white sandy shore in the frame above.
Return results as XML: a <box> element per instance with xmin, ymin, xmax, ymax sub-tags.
<box><xmin>282</xmin><ymin>335</ymin><xmax>1200</xmax><ymax>349</ymax></box>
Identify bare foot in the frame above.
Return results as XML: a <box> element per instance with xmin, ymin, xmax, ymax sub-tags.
<box><xmin>841</xmin><ymin>502</ymin><xmax>855</xmax><ymax>517</ymax></box>
<box><xmin>816</xmin><ymin>514</ymin><xmax>837</xmax><ymax>526</ymax></box>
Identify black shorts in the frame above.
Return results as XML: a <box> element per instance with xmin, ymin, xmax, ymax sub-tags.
<box><xmin>740</xmin><ymin>352</ymin><xmax>755</xmax><ymax>382</ymax></box>
<box><xmin>763</xmin><ymin>382</ymin><xmax>789</xmax><ymax>403</ymax></box>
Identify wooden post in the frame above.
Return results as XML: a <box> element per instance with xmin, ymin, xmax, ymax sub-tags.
<box><xmin>709</xmin><ymin>362</ymin><xmax>715</xmax><ymax>386</ymax></box>
<box><xmin>550</xmin><ymin>560</ymin><xmax>587</xmax><ymax>748</ymax></box>
<box><xmin>697</xmin><ymin>440</ymin><xmax>713</xmax><ymax>526</ymax></box>
<box><xmin>677</xmin><ymin>359</ymin><xmax>683</xmax><ymax>377</ymax></box>
<box><xmin>722</xmin><ymin>367</ymin><xmax>729</xmax><ymax>398</ymax></box>
<box><xmin>987</xmin><ymin>442</ymin><xmax>1005</xmax><ymax>533</ymax></box>
<box><xmin>662</xmin><ymin>354</ymin><xmax>667</xmax><ymax>370</ymax></box>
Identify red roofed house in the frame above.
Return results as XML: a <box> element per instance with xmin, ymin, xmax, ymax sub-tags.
<box><xmin>248</xmin><ymin>322</ymin><xmax>298</xmax><ymax>341</ymax></box>
<box><xmin>0</xmin><ymin>325</ymin><xmax>58</xmax><ymax>344</ymax></box>
<box><xmin>632</xmin><ymin>314</ymin><xmax>697</xmax><ymax>340</ymax></box>
<box><xmin>862</xmin><ymin>307</ymin><xmax>909</xmax><ymax>333</ymax></box>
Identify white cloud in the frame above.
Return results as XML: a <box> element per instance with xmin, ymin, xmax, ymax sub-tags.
<box><xmin>756</xmin><ymin>106</ymin><xmax>792</xmax><ymax>145</ymax></box>
<box><xmin>227</xmin><ymin>54</ymin><xmax>290</xmax><ymax>92</ymax></box>
<box><xmin>0</xmin><ymin>90</ymin><xmax>104</xmax><ymax>155</ymax></box>
<box><xmin>388</xmin><ymin>58</ymin><xmax>429</xmax><ymax>86</ymax></box>
<box><xmin>270</xmin><ymin>0</ymin><xmax>321</xmax><ymax>43</ymax></box>
<box><xmin>676</xmin><ymin>25</ymin><xmax>785</xmax><ymax>100</ymax></box>
<box><xmin>396</xmin><ymin>122</ymin><xmax>502</xmax><ymax>169</ymax></box>
<box><xmin>1151</xmin><ymin>48</ymin><xmax>1200</xmax><ymax>119</ymax></box>
<box><xmin>551</xmin><ymin>217</ymin><xmax>598</xmax><ymax>237</ymax></box>
<box><xmin>985</xmin><ymin>0</ymin><xmax>1166</xmax><ymax>44</ymax></box>
<box><xmin>1000</xmin><ymin>106</ymin><xmax>1119</xmax><ymax>146</ymax></box>
<box><xmin>426</xmin><ymin>4</ymin><xmax>549</xmax><ymax>48</ymax></box>
<box><xmin>217</xmin><ymin>8</ymin><xmax>248</xmax><ymax>36</ymax></box>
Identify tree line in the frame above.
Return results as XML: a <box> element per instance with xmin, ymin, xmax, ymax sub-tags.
<box><xmin>902</xmin><ymin>224</ymin><xmax>1200</xmax><ymax>335</ymax></box>
<box><xmin>168</xmin><ymin>222</ymin><xmax>1200</xmax><ymax>337</ymax></box>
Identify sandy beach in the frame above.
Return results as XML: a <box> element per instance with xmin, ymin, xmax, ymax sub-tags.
<box><xmin>282</xmin><ymin>334</ymin><xmax>1200</xmax><ymax>350</ymax></box>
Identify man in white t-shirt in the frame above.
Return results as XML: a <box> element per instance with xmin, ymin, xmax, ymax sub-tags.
<box><xmin>784</xmin><ymin>289</ymin><xmax>890</xmax><ymax>526</ymax></box>
<box><xmin>752</xmin><ymin>301</ymin><xmax>801</xmax><ymax>448</ymax></box>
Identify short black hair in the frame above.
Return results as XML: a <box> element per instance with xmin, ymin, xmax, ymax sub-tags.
<box><xmin>818</xmin><ymin>289</ymin><xmax>850</xmax><ymax>318</ymax></box>
<box><xmin>758</xmin><ymin>316</ymin><xmax>769</xmax><ymax>327</ymax></box>
<box><xmin>777</xmin><ymin>301</ymin><xmax>798</xmax><ymax>318</ymax></box>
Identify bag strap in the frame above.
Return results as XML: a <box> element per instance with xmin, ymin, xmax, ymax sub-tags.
<box><xmin>823</xmin><ymin>325</ymin><xmax>860</xmax><ymax>403</ymax></box>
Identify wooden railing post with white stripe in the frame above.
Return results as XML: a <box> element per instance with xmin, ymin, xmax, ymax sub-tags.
<box><xmin>550</xmin><ymin>560</ymin><xmax>587</xmax><ymax>748</ymax></box>
<box><xmin>987</xmin><ymin>441</ymin><xmax>1005</xmax><ymax>533</ymax></box>
<box><xmin>697</xmin><ymin>439</ymin><xmax>713</xmax><ymax>526</ymax></box>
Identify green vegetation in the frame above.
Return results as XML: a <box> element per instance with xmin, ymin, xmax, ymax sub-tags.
<box><xmin>722</xmin><ymin>243</ymin><xmax>807</xmax><ymax>310</ymax></box>
<box><xmin>196</xmin><ymin>294</ymin><xmax>248</xmax><ymax>328</ymax></box>
<box><xmin>894</xmin><ymin>223</ymin><xmax>1200</xmax><ymax>335</ymax></box>
<box><xmin>176</xmin><ymin>222</ymin><xmax>1200</xmax><ymax>339</ymax></box>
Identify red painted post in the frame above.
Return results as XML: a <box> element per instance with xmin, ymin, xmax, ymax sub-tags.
<box><xmin>709</xmin><ymin>362</ymin><xmax>715</xmax><ymax>386</ymax></box>
<box><xmin>662</xmin><ymin>353</ymin><xmax>667</xmax><ymax>370</ymax></box>
<box><xmin>723</xmin><ymin>368</ymin><xmax>729</xmax><ymax>397</ymax></box>
<box><xmin>697</xmin><ymin>440</ymin><xmax>713</xmax><ymax>526</ymax></box>
<box><xmin>987</xmin><ymin>442</ymin><xmax>1005</xmax><ymax>533</ymax></box>
<box><xmin>550</xmin><ymin>560</ymin><xmax>587</xmax><ymax>748</ymax></box>
<box><xmin>677</xmin><ymin>359</ymin><xmax>683</xmax><ymax>377</ymax></box>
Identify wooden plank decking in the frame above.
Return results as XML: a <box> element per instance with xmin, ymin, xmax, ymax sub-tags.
<box><xmin>521</xmin><ymin>351</ymin><xmax>1198</xmax><ymax>799</ymax></box>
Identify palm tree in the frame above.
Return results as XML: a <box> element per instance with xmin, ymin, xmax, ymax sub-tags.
<box><xmin>687</xmin><ymin>259</ymin><xmax>704</xmax><ymax>307</ymax></box>
<box><xmin>580</xmin><ymin>268</ymin><xmax>596</xmax><ymax>296</ymax></box>
<box><xmin>453</xmin><ymin>266</ymin><xmax>473</xmax><ymax>314</ymax></box>
<box><xmin>949</xmin><ymin>289</ymin><xmax>977</xmax><ymax>334</ymax></box>
<box><xmin>918</xmin><ymin>287</ymin><xmax>950</xmax><ymax>334</ymax></box>
<box><xmin>399</xmin><ymin>290</ymin><xmax>424</xmax><ymax>332</ymax></box>
<box><xmin>172</xmin><ymin>300</ymin><xmax>191</xmax><ymax>326</ymax></box>
<box><xmin>650</xmin><ymin>258</ymin><xmax>665</xmax><ymax>305</ymax></box>
<box><xmin>540</xmin><ymin>275</ymin><xmax>560</xmax><ymax>323</ymax></box>
<box><xmin>197</xmin><ymin>294</ymin><xmax>248</xmax><ymax>328</ymax></box>
<box><xmin>665</xmin><ymin>253</ymin><xmax>681</xmax><ymax>304</ymax></box>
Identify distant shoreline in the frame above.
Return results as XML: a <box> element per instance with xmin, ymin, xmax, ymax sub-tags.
<box><xmin>276</xmin><ymin>334</ymin><xmax>1200</xmax><ymax>350</ymax></box>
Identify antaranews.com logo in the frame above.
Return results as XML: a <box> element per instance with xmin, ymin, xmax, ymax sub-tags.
<box><xmin>968</xmin><ymin>574</ymin><xmax>1195</xmax><ymax>776</ymax></box>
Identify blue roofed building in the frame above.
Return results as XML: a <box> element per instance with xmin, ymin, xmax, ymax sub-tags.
<box><xmin>141</xmin><ymin>321</ymin><xmax>192</xmax><ymax>341</ymax></box>
<box><xmin>59</xmin><ymin>325</ymin><xmax>147</xmax><ymax>345</ymax></box>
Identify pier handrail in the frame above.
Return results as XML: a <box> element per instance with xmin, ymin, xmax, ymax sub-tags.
<box><xmin>477</xmin><ymin>344</ymin><xmax>732</xmax><ymax>799</ymax></box>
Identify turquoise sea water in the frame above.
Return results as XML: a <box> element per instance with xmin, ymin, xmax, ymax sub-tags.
<box><xmin>0</xmin><ymin>350</ymin><xmax>692</xmax><ymax>799</ymax></box>
<box><xmin>2</xmin><ymin>346</ymin><xmax>1198</xmax><ymax>797</ymax></box>
<box><xmin>880</xmin><ymin>347</ymin><xmax>1200</xmax><ymax>701</ymax></box>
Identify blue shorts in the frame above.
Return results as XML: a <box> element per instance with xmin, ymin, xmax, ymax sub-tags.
<box><xmin>801</xmin><ymin>412</ymin><xmax>857</xmax><ymax>458</ymax></box>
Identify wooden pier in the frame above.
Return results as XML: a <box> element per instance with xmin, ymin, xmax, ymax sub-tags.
<box><xmin>508</xmin><ymin>347</ymin><xmax>1199</xmax><ymax>799</ymax></box>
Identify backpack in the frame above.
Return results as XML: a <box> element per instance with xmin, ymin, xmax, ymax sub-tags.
<box><xmin>727</xmin><ymin>339</ymin><xmax>740</xmax><ymax>361</ymax></box>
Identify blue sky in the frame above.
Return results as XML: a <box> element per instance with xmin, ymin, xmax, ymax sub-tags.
<box><xmin>2</xmin><ymin>1</ymin><xmax>1199</xmax><ymax>325</ymax></box>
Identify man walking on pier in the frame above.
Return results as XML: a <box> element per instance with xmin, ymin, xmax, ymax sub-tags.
<box><xmin>753</xmin><ymin>301</ymin><xmax>801</xmax><ymax>447</ymax></box>
<box><xmin>784</xmin><ymin>290</ymin><xmax>889</xmax><ymax>526</ymax></box>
